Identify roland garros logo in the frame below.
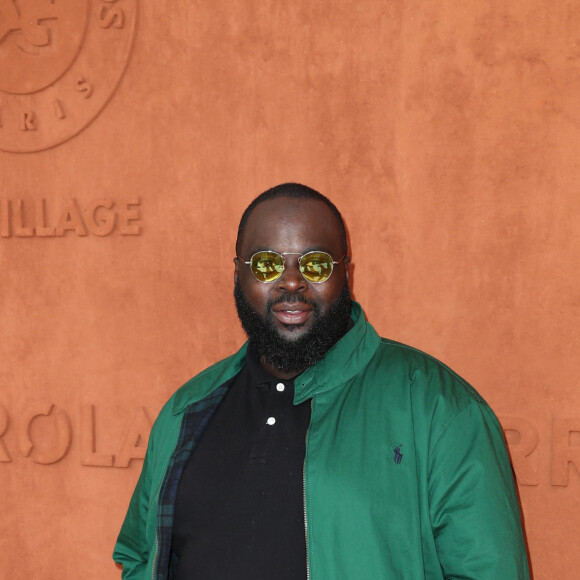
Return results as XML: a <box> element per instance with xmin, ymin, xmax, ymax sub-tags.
<box><xmin>0</xmin><ymin>0</ymin><xmax>137</xmax><ymax>153</ymax></box>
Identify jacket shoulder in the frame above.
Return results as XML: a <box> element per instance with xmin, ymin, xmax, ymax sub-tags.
<box><xmin>145</xmin><ymin>345</ymin><xmax>247</xmax><ymax>449</ymax></box>
<box><xmin>374</xmin><ymin>337</ymin><xmax>486</xmax><ymax>404</ymax></box>
<box><xmin>170</xmin><ymin>344</ymin><xmax>248</xmax><ymax>415</ymax></box>
<box><xmin>366</xmin><ymin>338</ymin><xmax>496</xmax><ymax>445</ymax></box>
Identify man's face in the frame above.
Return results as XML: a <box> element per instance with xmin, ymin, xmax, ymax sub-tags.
<box><xmin>234</xmin><ymin>197</ymin><xmax>351</xmax><ymax>375</ymax></box>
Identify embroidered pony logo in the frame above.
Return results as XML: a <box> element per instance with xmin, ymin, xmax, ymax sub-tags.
<box><xmin>393</xmin><ymin>445</ymin><xmax>403</xmax><ymax>464</ymax></box>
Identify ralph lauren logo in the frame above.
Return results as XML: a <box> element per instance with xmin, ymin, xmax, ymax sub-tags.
<box><xmin>393</xmin><ymin>445</ymin><xmax>403</xmax><ymax>464</ymax></box>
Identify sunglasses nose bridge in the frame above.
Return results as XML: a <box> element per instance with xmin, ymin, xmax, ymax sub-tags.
<box><xmin>276</xmin><ymin>253</ymin><xmax>307</xmax><ymax>287</ymax></box>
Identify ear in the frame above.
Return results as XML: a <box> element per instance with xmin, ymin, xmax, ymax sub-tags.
<box><xmin>234</xmin><ymin>257</ymin><xmax>240</xmax><ymax>284</ymax></box>
<box><xmin>343</xmin><ymin>257</ymin><xmax>351</xmax><ymax>285</ymax></box>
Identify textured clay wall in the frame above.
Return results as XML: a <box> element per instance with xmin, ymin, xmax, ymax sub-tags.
<box><xmin>1</xmin><ymin>1</ymin><xmax>579</xmax><ymax>578</ymax></box>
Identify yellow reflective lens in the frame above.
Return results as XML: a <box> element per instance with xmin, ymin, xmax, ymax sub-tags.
<box><xmin>299</xmin><ymin>251</ymin><xmax>333</xmax><ymax>283</ymax></box>
<box><xmin>250</xmin><ymin>251</ymin><xmax>285</xmax><ymax>282</ymax></box>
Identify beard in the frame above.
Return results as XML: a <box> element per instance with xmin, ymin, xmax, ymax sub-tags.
<box><xmin>234</xmin><ymin>281</ymin><xmax>352</xmax><ymax>376</ymax></box>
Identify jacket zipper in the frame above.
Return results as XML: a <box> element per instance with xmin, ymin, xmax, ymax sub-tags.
<box><xmin>151</xmin><ymin>531</ymin><xmax>159</xmax><ymax>580</ymax></box>
<box><xmin>303</xmin><ymin>399</ymin><xmax>312</xmax><ymax>580</ymax></box>
<box><xmin>303</xmin><ymin>465</ymin><xmax>310</xmax><ymax>580</ymax></box>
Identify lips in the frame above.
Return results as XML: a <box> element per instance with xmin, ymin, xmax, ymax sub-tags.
<box><xmin>270</xmin><ymin>301</ymin><xmax>313</xmax><ymax>325</ymax></box>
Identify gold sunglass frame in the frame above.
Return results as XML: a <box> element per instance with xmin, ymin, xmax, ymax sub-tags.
<box><xmin>236</xmin><ymin>250</ymin><xmax>346</xmax><ymax>284</ymax></box>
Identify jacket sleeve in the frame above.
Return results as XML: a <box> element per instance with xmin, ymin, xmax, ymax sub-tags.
<box><xmin>113</xmin><ymin>432</ymin><xmax>156</xmax><ymax>579</ymax></box>
<box><xmin>428</xmin><ymin>401</ymin><xmax>530</xmax><ymax>579</ymax></box>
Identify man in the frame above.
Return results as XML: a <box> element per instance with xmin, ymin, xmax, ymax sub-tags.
<box><xmin>114</xmin><ymin>183</ymin><xmax>530</xmax><ymax>579</ymax></box>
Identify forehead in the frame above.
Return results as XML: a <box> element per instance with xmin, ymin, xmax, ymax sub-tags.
<box><xmin>241</xmin><ymin>197</ymin><xmax>343</xmax><ymax>255</ymax></box>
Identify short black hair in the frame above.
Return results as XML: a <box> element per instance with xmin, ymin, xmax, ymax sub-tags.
<box><xmin>236</xmin><ymin>183</ymin><xmax>348</xmax><ymax>255</ymax></box>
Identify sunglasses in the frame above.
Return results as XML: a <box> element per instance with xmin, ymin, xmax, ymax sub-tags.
<box><xmin>237</xmin><ymin>250</ymin><xmax>346</xmax><ymax>284</ymax></box>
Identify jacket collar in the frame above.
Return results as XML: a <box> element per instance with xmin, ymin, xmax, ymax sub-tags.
<box><xmin>172</xmin><ymin>301</ymin><xmax>380</xmax><ymax>414</ymax></box>
<box><xmin>293</xmin><ymin>301</ymin><xmax>380</xmax><ymax>403</ymax></box>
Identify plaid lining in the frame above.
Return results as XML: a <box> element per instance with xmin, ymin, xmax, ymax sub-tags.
<box><xmin>154</xmin><ymin>381</ymin><xmax>231</xmax><ymax>580</ymax></box>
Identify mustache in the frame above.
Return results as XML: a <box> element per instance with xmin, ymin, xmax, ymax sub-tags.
<box><xmin>267</xmin><ymin>294</ymin><xmax>317</xmax><ymax>308</ymax></box>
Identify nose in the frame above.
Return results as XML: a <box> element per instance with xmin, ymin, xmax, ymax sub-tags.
<box><xmin>275</xmin><ymin>257</ymin><xmax>308</xmax><ymax>293</ymax></box>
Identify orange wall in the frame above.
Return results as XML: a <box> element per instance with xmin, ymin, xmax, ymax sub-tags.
<box><xmin>1</xmin><ymin>1</ymin><xmax>579</xmax><ymax>578</ymax></box>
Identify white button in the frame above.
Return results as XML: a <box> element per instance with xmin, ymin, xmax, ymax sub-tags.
<box><xmin>266</xmin><ymin>417</ymin><xmax>276</xmax><ymax>426</ymax></box>
<box><xmin>276</xmin><ymin>382</ymin><xmax>285</xmax><ymax>392</ymax></box>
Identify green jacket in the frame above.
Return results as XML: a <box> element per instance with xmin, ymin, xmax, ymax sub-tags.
<box><xmin>114</xmin><ymin>302</ymin><xmax>529</xmax><ymax>579</ymax></box>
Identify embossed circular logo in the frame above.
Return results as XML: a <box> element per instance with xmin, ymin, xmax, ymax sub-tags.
<box><xmin>0</xmin><ymin>0</ymin><xmax>138</xmax><ymax>153</ymax></box>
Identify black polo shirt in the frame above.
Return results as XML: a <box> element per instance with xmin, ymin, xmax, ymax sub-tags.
<box><xmin>171</xmin><ymin>345</ymin><xmax>311</xmax><ymax>579</ymax></box>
